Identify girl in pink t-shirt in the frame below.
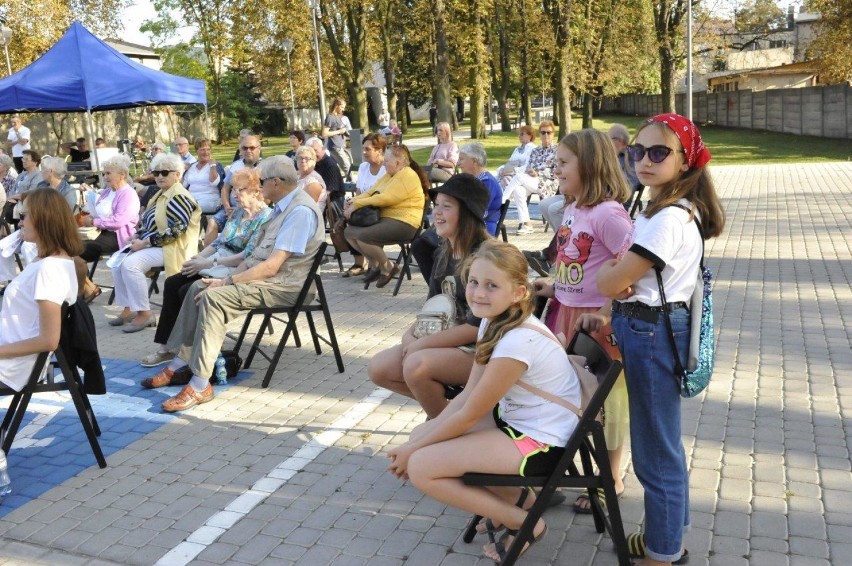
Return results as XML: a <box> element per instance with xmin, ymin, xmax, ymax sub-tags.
<box><xmin>533</xmin><ymin>128</ymin><xmax>633</xmax><ymax>512</ymax></box>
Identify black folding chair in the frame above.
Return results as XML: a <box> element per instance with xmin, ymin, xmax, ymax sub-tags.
<box><xmin>629</xmin><ymin>186</ymin><xmax>645</xmax><ymax>219</ymax></box>
<box><xmin>459</xmin><ymin>330</ymin><xmax>629</xmax><ymax>566</ymax></box>
<box><xmin>230</xmin><ymin>242</ymin><xmax>344</xmax><ymax>388</ymax></box>
<box><xmin>495</xmin><ymin>200</ymin><xmax>511</xmax><ymax>243</ymax></box>
<box><xmin>0</xmin><ymin>305</ymin><xmax>107</xmax><ymax>468</ymax></box>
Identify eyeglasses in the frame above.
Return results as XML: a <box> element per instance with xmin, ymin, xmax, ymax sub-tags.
<box><xmin>539</xmin><ymin>130</ymin><xmax>554</xmax><ymax>135</ymax></box>
<box><xmin>627</xmin><ymin>144</ymin><xmax>683</xmax><ymax>164</ymax></box>
<box><xmin>241</xmin><ymin>145</ymin><xmax>259</xmax><ymax>151</ymax></box>
<box><xmin>152</xmin><ymin>170</ymin><xmax>177</xmax><ymax>177</ymax></box>
<box><xmin>260</xmin><ymin>176</ymin><xmax>280</xmax><ymax>184</ymax></box>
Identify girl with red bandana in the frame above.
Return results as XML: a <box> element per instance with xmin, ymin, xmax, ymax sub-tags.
<box><xmin>597</xmin><ymin>114</ymin><xmax>725</xmax><ymax>565</ymax></box>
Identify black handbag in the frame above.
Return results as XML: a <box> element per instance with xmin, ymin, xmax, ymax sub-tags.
<box><xmin>348</xmin><ymin>205</ymin><xmax>381</xmax><ymax>227</ymax></box>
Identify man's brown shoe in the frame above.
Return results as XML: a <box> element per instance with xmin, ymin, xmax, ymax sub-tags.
<box><xmin>141</xmin><ymin>366</ymin><xmax>192</xmax><ymax>389</ymax></box>
<box><xmin>161</xmin><ymin>383</ymin><xmax>214</xmax><ymax>413</ymax></box>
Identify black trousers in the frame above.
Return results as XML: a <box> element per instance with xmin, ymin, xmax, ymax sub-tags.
<box><xmin>80</xmin><ymin>231</ymin><xmax>120</xmax><ymax>263</ymax></box>
<box><xmin>154</xmin><ymin>272</ymin><xmax>201</xmax><ymax>345</ymax></box>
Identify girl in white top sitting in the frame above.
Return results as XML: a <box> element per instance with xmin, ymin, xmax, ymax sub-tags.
<box><xmin>0</xmin><ymin>188</ymin><xmax>81</xmax><ymax>392</ymax></box>
<box><xmin>388</xmin><ymin>239</ymin><xmax>581</xmax><ymax>563</ymax></box>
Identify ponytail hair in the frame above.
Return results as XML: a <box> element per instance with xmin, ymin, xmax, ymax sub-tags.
<box><xmin>461</xmin><ymin>240</ymin><xmax>534</xmax><ymax>365</ymax></box>
<box><xmin>636</xmin><ymin>121</ymin><xmax>726</xmax><ymax>238</ymax></box>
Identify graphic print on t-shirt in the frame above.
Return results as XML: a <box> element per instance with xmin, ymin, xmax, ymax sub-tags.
<box><xmin>554</xmin><ymin>213</ymin><xmax>593</xmax><ymax>291</ymax></box>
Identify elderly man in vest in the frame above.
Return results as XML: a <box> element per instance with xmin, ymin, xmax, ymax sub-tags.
<box><xmin>145</xmin><ymin>155</ymin><xmax>324</xmax><ymax>412</ymax></box>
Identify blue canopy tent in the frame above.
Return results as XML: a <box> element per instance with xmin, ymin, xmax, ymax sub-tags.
<box><xmin>0</xmin><ymin>21</ymin><xmax>207</xmax><ymax>170</ymax></box>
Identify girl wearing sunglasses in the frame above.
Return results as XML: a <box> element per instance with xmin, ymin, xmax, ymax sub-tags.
<box><xmin>597</xmin><ymin>114</ymin><xmax>725</xmax><ymax>566</ymax></box>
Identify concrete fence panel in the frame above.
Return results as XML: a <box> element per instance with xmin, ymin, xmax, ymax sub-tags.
<box><xmin>782</xmin><ymin>90</ymin><xmax>803</xmax><ymax>134</ymax></box>
<box><xmin>766</xmin><ymin>91</ymin><xmax>784</xmax><ymax>132</ymax></box>
<box><xmin>801</xmin><ymin>89</ymin><xmax>824</xmax><ymax>137</ymax></box>
<box><xmin>823</xmin><ymin>84</ymin><xmax>848</xmax><ymax>138</ymax></box>
<box><xmin>601</xmin><ymin>84</ymin><xmax>851</xmax><ymax>139</ymax></box>
<box><xmin>752</xmin><ymin>91</ymin><xmax>767</xmax><ymax>130</ymax></box>
<box><xmin>739</xmin><ymin>91</ymin><xmax>753</xmax><ymax>129</ymax></box>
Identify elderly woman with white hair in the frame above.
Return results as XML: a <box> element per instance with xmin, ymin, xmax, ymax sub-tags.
<box><xmin>109</xmin><ymin>152</ymin><xmax>200</xmax><ymax>333</ymax></box>
<box><xmin>39</xmin><ymin>156</ymin><xmax>79</xmax><ymax>211</ymax></box>
<box><xmin>79</xmin><ymin>154</ymin><xmax>141</xmax><ymax>262</ymax></box>
<box><xmin>294</xmin><ymin>145</ymin><xmax>327</xmax><ymax>211</ymax></box>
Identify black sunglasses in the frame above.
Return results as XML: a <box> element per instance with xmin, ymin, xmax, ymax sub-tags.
<box><xmin>152</xmin><ymin>170</ymin><xmax>177</xmax><ymax>177</ymax></box>
<box><xmin>539</xmin><ymin>130</ymin><xmax>554</xmax><ymax>135</ymax></box>
<box><xmin>627</xmin><ymin>144</ymin><xmax>684</xmax><ymax>164</ymax></box>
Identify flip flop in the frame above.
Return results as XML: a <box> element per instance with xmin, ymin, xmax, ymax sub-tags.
<box><xmin>486</xmin><ymin>522</ymin><xmax>548</xmax><ymax>564</ymax></box>
<box><xmin>626</xmin><ymin>532</ymin><xmax>690</xmax><ymax>564</ymax></box>
<box><xmin>573</xmin><ymin>487</ymin><xmax>622</xmax><ymax>514</ymax></box>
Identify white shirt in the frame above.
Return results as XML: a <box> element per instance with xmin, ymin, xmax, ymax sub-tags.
<box><xmin>183</xmin><ymin>161</ymin><xmax>221</xmax><ymax>200</ymax></box>
<box><xmin>356</xmin><ymin>162</ymin><xmax>387</xmax><ymax>194</ymax></box>
<box><xmin>0</xmin><ymin>256</ymin><xmax>78</xmax><ymax>391</ymax></box>
<box><xmin>626</xmin><ymin>199</ymin><xmax>703</xmax><ymax>305</ymax></box>
<box><xmin>479</xmin><ymin>316</ymin><xmax>580</xmax><ymax>446</ymax></box>
<box><xmin>7</xmin><ymin>125</ymin><xmax>31</xmax><ymax>158</ymax></box>
<box><xmin>94</xmin><ymin>188</ymin><xmax>117</xmax><ymax>218</ymax></box>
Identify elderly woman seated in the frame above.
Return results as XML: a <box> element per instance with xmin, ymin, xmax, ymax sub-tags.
<box><xmin>77</xmin><ymin>154</ymin><xmax>141</xmax><ymax>302</ymax></box>
<box><xmin>426</xmin><ymin>122</ymin><xmax>458</xmax><ymax>183</ymax></box>
<box><xmin>295</xmin><ymin>146</ymin><xmax>327</xmax><ymax>211</ymax></box>
<box><xmin>39</xmin><ymin>156</ymin><xmax>79</xmax><ymax>211</ymax></box>
<box><xmin>139</xmin><ymin>167</ymin><xmax>271</xmax><ymax>369</ymax></box>
<box><xmin>108</xmin><ymin>152</ymin><xmax>201</xmax><ymax>333</ymax></box>
<box><xmin>496</xmin><ymin>124</ymin><xmax>540</xmax><ymax>234</ymax></box>
<box><xmin>343</xmin><ymin>145</ymin><xmax>427</xmax><ymax>289</ymax></box>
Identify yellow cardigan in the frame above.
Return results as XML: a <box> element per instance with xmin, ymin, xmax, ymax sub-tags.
<box><xmin>352</xmin><ymin>167</ymin><xmax>425</xmax><ymax>228</ymax></box>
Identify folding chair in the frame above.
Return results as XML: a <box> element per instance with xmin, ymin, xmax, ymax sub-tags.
<box><xmin>231</xmin><ymin>242</ymin><xmax>344</xmax><ymax>388</ymax></box>
<box><xmin>495</xmin><ymin>200</ymin><xmax>511</xmax><ymax>243</ymax></box>
<box><xmin>629</xmin><ymin>186</ymin><xmax>645</xmax><ymax>219</ymax></box>
<box><xmin>362</xmin><ymin>222</ymin><xmax>423</xmax><ymax>297</ymax></box>
<box><xmin>459</xmin><ymin>330</ymin><xmax>629</xmax><ymax>566</ymax></box>
<box><xmin>0</xmin><ymin>305</ymin><xmax>107</xmax><ymax>468</ymax></box>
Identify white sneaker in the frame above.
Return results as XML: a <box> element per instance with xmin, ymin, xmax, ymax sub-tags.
<box><xmin>516</xmin><ymin>224</ymin><xmax>534</xmax><ymax>235</ymax></box>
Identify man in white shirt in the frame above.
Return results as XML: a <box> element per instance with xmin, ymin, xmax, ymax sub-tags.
<box><xmin>6</xmin><ymin>116</ymin><xmax>31</xmax><ymax>173</ymax></box>
<box><xmin>173</xmin><ymin>137</ymin><xmax>197</xmax><ymax>169</ymax></box>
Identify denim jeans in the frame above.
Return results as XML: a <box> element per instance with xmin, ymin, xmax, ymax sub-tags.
<box><xmin>613</xmin><ymin>306</ymin><xmax>690</xmax><ymax>562</ymax></box>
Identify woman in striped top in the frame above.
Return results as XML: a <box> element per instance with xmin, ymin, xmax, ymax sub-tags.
<box><xmin>109</xmin><ymin>152</ymin><xmax>201</xmax><ymax>333</ymax></box>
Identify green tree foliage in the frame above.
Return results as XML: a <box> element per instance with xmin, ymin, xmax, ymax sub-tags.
<box><xmin>807</xmin><ymin>0</ymin><xmax>852</xmax><ymax>82</ymax></box>
<box><xmin>733</xmin><ymin>0</ymin><xmax>786</xmax><ymax>32</ymax></box>
<box><xmin>0</xmin><ymin>0</ymin><xmax>124</xmax><ymax>71</ymax></box>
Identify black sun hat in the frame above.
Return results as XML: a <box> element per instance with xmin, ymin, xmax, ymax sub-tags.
<box><xmin>429</xmin><ymin>173</ymin><xmax>490</xmax><ymax>225</ymax></box>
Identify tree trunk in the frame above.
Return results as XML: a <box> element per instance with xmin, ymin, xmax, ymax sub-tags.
<box><xmin>555</xmin><ymin>45</ymin><xmax>572</xmax><ymax>137</ymax></box>
<box><xmin>433</xmin><ymin>0</ymin><xmax>453</xmax><ymax>124</ymax></box>
<box><xmin>347</xmin><ymin>82</ymin><xmax>368</xmax><ymax>133</ymax></box>
<box><xmin>380</xmin><ymin>10</ymin><xmax>398</xmax><ymax>123</ymax></box>
<box><xmin>398</xmin><ymin>91</ymin><xmax>409</xmax><ymax>132</ymax></box>
<box><xmin>659</xmin><ymin>46</ymin><xmax>676</xmax><ymax>113</ymax></box>
<box><xmin>520</xmin><ymin>0</ymin><xmax>532</xmax><ymax>126</ymax></box>
<box><xmin>469</xmin><ymin>0</ymin><xmax>486</xmax><ymax>139</ymax></box>
<box><xmin>582</xmin><ymin>92</ymin><xmax>593</xmax><ymax>128</ymax></box>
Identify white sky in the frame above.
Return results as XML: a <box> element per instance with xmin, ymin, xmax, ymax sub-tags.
<box><xmin>120</xmin><ymin>0</ymin><xmax>195</xmax><ymax>47</ymax></box>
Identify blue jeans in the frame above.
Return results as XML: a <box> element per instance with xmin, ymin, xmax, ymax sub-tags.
<box><xmin>612</xmin><ymin>306</ymin><xmax>690</xmax><ymax>563</ymax></box>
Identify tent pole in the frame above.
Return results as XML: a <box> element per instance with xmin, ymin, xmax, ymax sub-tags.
<box><xmin>86</xmin><ymin>109</ymin><xmax>103</xmax><ymax>188</ymax></box>
<box><xmin>204</xmin><ymin>105</ymin><xmax>210</xmax><ymax>140</ymax></box>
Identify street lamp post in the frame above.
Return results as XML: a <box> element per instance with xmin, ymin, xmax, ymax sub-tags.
<box><xmin>307</xmin><ymin>0</ymin><xmax>326</xmax><ymax>125</ymax></box>
<box><xmin>0</xmin><ymin>25</ymin><xmax>12</xmax><ymax>76</ymax></box>
<box><xmin>282</xmin><ymin>38</ymin><xmax>298</xmax><ymax>129</ymax></box>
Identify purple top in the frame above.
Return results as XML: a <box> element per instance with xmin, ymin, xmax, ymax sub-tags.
<box><xmin>92</xmin><ymin>184</ymin><xmax>141</xmax><ymax>248</ymax></box>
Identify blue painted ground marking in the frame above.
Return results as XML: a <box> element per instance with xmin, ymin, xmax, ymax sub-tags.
<box><xmin>0</xmin><ymin>358</ymin><xmax>252</xmax><ymax>517</ymax></box>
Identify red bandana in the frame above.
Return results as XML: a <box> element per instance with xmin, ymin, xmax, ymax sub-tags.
<box><xmin>648</xmin><ymin>114</ymin><xmax>711</xmax><ymax>170</ymax></box>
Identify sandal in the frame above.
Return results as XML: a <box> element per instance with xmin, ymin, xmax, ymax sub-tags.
<box><xmin>83</xmin><ymin>284</ymin><xmax>102</xmax><ymax>304</ymax></box>
<box><xmin>140</xmin><ymin>351</ymin><xmax>175</xmax><ymax>368</ymax></box>
<box><xmin>573</xmin><ymin>487</ymin><xmax>622</xmax><ymax>515</ymax></box>
<box><xmin>626</xmin><ymin>532</ymin><xmax>690</xmax><ymax>564</ymax></box>
<box><xmin>341</xmin><ymin>265</ymin><xmax>367</xmax><ymax>278</ymax></box>
<box><xmin>484</xmin><ymin>521</ymin><xmax>548</xmax><ymax>563</ymax></box>
<box><xmin>476</xmin><ymin>488</ymin><xmax>532</xmax><ymax>541</ymax></box>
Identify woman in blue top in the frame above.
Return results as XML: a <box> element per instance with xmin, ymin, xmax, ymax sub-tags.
<box><xmin>139</xmin><ymin>167</ymin><xmax>271</xmax><ymax>371</ymax></box>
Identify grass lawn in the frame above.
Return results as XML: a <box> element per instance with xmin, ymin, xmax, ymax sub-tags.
<box><xmin>211</xmin><ymin>113</ymin><xmax>852</xmax><ymax>167</ymax></box>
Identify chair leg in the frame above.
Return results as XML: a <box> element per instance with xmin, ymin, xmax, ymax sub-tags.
<box><xmin>316</xmin><ymin>278</ymin><xmax>344</xmax><ymax>373</ymax></box>
<box><xmin>261</xmin><ymin>317</ymin><xmax>300</xmax><ymax>388</ymax></box>
<box><xmin>463</xmin><ymin>514</ymin><xmax>482</xmax><ymax>544</ymax></box>
<box><xmin>60</xmin><ymin>359</ymin><xmax>107</xmax><ymax>468</ymax></box>
<box><xmin>232</xmin><ymin>312</ymin><xmax>255</xmax><ymax>358</ymax></box>
<box><xmin>305</xmin><ymin>311</ymin><xmax>322</xmax><ymax>354</ymax></box>
<box><xmin>1</xmin><ymin>391</ymin><xmax>33</xmax><ymax>455</ymax></box>
<box><xmin>392</xmin><ymin>244</ymin><xmax>410</xmax><ymax>297</ymax></box>
<box><xmin>245</xmin><ymin>314</ymin><xmax>272</xmax><ymax>368</ymax></box>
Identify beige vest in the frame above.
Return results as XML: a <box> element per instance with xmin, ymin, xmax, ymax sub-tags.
<box><xmin>245</xmin><ymin>189</ymin><xmax>324</xmax><ymax>292</ymax></box>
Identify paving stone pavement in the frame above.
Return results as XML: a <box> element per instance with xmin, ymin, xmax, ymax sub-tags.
<box><xmin>0</xmin><ymin>162</ymin><xmax>850</xmax><ymax>565</ymax></box>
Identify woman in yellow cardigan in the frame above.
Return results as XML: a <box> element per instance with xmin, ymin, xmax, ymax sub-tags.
<box><xmin>344</xmin><ymin>145</ymin><xmax>428</xmax><ymax>288</ymax></box>
<box><xmin>109</xmin><ymin>152</ymin><xmax>201</xmax><ymax>332</ymax></box>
